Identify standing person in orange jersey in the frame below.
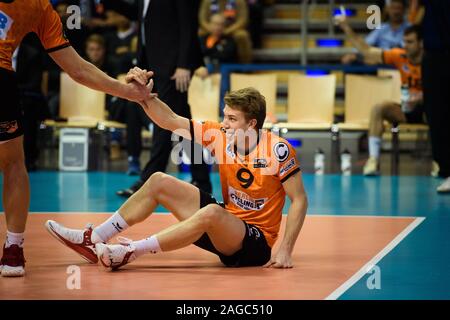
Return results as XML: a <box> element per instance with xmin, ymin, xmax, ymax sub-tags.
<box><xmin>0</xmin><ymin>0</ymin><xmax>152</xmax><ymax>277</ymax></box>
<box><xmin>336</xmin><ymin>14</ymin><xmax>425</xmax><ymax>176</ymax></box>
<box><xmin>45</xmin><ymin>71</ymin><xmax>308</xmax><ymax>270</ymax></box>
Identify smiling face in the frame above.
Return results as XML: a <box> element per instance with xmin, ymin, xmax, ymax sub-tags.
<box><xmin>221</xmin><ymin>105</ymin><xmax>257</xmax><ymax>142</ymax></box>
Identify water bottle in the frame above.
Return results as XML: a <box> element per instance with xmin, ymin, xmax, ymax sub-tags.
<box><xmin>341</xmin><ymin>149</ymin><xmax>352</xmax><ymax>176</ymax></box>
<box><xmin>314</xmin><ymin>148</ymin><xmax>325</xmax><ymax>175</ymax></box>
<box><xmin>400</xmin><ymin>84</ymin><xmax>410</xmax><ymax>113</ymax></box>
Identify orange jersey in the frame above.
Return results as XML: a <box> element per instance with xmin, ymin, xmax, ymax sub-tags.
<box><xmin>191</xmin><ymin>120</ymin><xmax>301</xmax><ymax>247</ymax></box>
<box><xmin>0</xmin><ymin>0</ymin><xmax>70</xmax><ymax>71</ymax></box>
<box><xmin>383</xmin><ymin>48</ymin><xmax>422</xmax><ymax>94</ymax></box>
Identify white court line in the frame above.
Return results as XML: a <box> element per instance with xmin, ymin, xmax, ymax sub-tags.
<box><xmin>325</xmin><ymin>217</ymin><xmax>426</xmax><ymax>300</ymax></box>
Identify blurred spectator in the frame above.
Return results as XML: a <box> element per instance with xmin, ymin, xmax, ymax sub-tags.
<box><xmin>103</xmin><ymin>10</ymin><xmax>137</xmax><ymax>74</ymax></box>
<box><xmin>422</xmin><ymin>0</ymin><xmax>450</xmax><ymax>193</ymax></box>
<box><xmin>341</xmin><ymin>0</ymin><xmax>410</xmax><ymax>65</ymax></box>
<box><xmin>84</xmin><ymin>34</ymin><xmax>123</xmax><ymax>126</ymax></box>
<box><xmin>199</xmin><ymin>0</ymin><xmax>253</xmax><ymax>63</ymax></box>
<box><xmin>199</xmin><ymin>13</ymin><xmax>237</xmax><ymax>74</ymax></box>
<box><xmin>337</xmin><ymin>16</ymin><xmax>425</xmax><ymax>176</ymax></box>
<box><xmin>102</xmin><ymin>10</ymin><xmax>139</xmax><ymax>160</ymax></box>
<box><xmin>84</xmin><ymin>34</ymin><xmax>117</xmax><ymax>75</ymax></box>
<box><xmin>78</xmin><ymin>0</ymin><xmax>116</xmax><ymax>35</ymax></box>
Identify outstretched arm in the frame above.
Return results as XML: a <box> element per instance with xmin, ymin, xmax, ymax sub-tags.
<box><xmin>335</xmin><ymin>14</ymin><xmax>383</xmax><ymax>65</ymax></box>
<box><xmin>265</xmin><ymin>171</ymin><xmax>308</xmax><ymax>268</ymax></box>
<box><xmin>49</xmin><ymin>46</ymin><xmax>151</xmax><ymax>103</ymax></box>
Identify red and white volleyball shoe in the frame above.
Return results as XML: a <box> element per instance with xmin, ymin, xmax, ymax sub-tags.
<box><xmin>45</xmin><ymin>220</ymin><xmax>98</xmax><ymax>263</ymax></box>
<box><xmin>96</xmin><ymin>237</ymin><xmax>137</xmax><ymax>271</ymax></box>
<box><xmin>0</xmin><ymin>244</ymin><xmax>26</xmax><ymax>277</ymax></box>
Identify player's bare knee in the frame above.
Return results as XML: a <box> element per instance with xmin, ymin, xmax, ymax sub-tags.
<box><xmin>371</xmin><ymin>104</ymin><xmax>383</xmax><ymax>117</ymax></box>
<box><xmin>0</xmin><ymin>154</ymin><xmax>24</xmax><ymax>173</ymax></box>
<box><xmin>196</xmin><ymin>204</ymin><xmax>223</xmax><ymax>230</ymax></box>
<box><xmin>144</xmin><ymin>172</ymin><xmax>168</xmax><ymax>193</ymax></box>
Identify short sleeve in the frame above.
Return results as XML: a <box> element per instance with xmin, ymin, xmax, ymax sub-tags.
<box><xmin>275</xmin><ymin>140</ymin><xmax>300</xmax><ymax>183</ymax></box>
<box><xmin>382</xmin><ymin>48</ymin><xmax>404</xmax><ymax>68</ymax></box>
<box><xmin>190</xmin><ymin>120</ymin><xmax>224</xmax><ymax>150</ymax></box>
<box><xmin>35</xmin><ymin>0</ymin><xmax>70</xmax><ymax>52</ymax></box>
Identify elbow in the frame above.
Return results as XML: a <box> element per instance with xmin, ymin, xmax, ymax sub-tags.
<box><xmin>301</xmin><ymin>194</ymin><xmax>309</xmax><ymax>212</ymax></box>
<box><xmin>68</xmin><ymin>66</ymin><xmax>86</xmax><ymax>84</ymax></box>
<box><xmin>300</xmin><ymin>193</ymin><xmax>309</xmax><ymax>213</ymax></box>
<box><xmin>67</xmin><ymin>60</ymin><xmax>93</xmax><ymax>85</ymax></box>
<box><xmin>292</xmin><ymin>193</ymin><xmax>308</xmax><ymax>212</ymax></box>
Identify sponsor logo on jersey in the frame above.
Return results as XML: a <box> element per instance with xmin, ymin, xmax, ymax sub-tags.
<box><xmin>0</xmin><ymin>10</ymin><xmax>14</xmax><ymax>40</ymax></box>
<box><xmin>279</xmin><ymin>158</ymin><xmax>296</xmax><ymax>177</ymax></box>
<box><xmin>253</xmin><ymin>158</ymin><xmax>268</xmax><ymax>168</ymax></box>
<box><xmin>402</xmin><ymin>63</ymin><xmax>410</xmax><ymax>73</ymax></box>
<box><xmin>228</xmin><ymin>186</ymin><xmax>267</xmax><ymax>211</ymax></box>
<box><xmin>273</xmin><ymin>142</ymin><xmax>289</xmax><ymax>162</ymax></box>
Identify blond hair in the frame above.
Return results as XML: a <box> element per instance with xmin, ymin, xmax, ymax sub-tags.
<box><xmin>224</xmin><ymin>87</ymin><xmax>266</xmax><ymax>130</ymax></box>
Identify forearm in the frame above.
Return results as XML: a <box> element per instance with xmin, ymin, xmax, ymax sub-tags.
<box><xmin>279</xmin><ymin>196</ymin><xmax>307</xmax><ymax>254</ymax></box>
<box><xmin>341</xmin><ymin>23</ymin><xmax>370</xmax><ymax>54</ymax></box>
<box><xmin>74</xmin><ymin>61</ymin><xmax>127</xmax><ymax>99</ymax></box>
<box><xmin>341</xmin><ymin>23</ymin><xmax>381</xmax><ymax>64</ymax></box>
<box><xmin>141</xmin><ymin>97</ymin><xmax>179</xmax><ymax>131</ymax></box>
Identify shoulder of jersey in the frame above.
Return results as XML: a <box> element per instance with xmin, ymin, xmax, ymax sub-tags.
<box><xmin>271</xmin><ymin>136</ymin><xmax>291</xmax><ymax>163</ymax></box>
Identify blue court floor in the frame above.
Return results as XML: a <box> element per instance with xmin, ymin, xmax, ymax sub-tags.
<box><xmin>1</xmin><ymin>171</ymin><xmax>449</xmax><ymax>299</ymax></box>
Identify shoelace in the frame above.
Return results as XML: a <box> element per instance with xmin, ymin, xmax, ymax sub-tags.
<box><xmin>56</xmin><ymin>223</ymin><xmax>93</xmax><ymax>244</ymax></box>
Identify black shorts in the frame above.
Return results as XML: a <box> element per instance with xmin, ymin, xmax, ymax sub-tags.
<box><xmin>0</xmin><ymin>68</ymin><xmax>23</xmax><ymax>141</ymax></box>
<box><xmin>193</xmin><ymin>189</ymin><xmax>272</xmax><ymax>267</ymax></box>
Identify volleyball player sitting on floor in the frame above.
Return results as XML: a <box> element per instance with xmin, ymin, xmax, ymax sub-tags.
<box><xmin>336</xmin><ymin>14</ymin><xmax>425</xmax><ymax>176</ymax></box>
<box><xmin>45</xmin><ymin>70</ymin><xmax>308</xmax><ymax>269</ymax></box>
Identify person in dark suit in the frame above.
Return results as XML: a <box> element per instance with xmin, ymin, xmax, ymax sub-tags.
<box><xmin>421</xmin><ymin>0</ymin><xmax>450</xmax><ymax>193</ymax></box>
<box><xmin>114</xmin><ymin>0</ymin><xmax>212</xmax><ymax>197</ymax></box>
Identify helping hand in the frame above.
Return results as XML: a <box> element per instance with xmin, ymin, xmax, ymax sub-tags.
<box><xmin>123</xmin><ymin>67</ymin><xmax>157</xmax><ymax>103</ymax></box>
<box><xmin>125</xmin><ymin>66</ymin><xmax>152</xmax><ymax>86</ymax></box>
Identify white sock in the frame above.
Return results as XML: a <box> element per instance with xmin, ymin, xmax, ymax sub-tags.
<box><xmin>92</xmin><ymin>211</ymin><xmax>129</xmax><ymax>243</ymax></box>
<box><xmin>369</xmin><ymin>136</ymin><xmax>381</xmax><ymax>159</ymax></box>
<box><xmin>133</xmin><ymin>236</ymin><xmax>161</xmax><ymax>257</ymax></box>
<box><xmin>5</xmin><ymin>231</ymin><xmax>24</xmax><ymax>248</ymax></box>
